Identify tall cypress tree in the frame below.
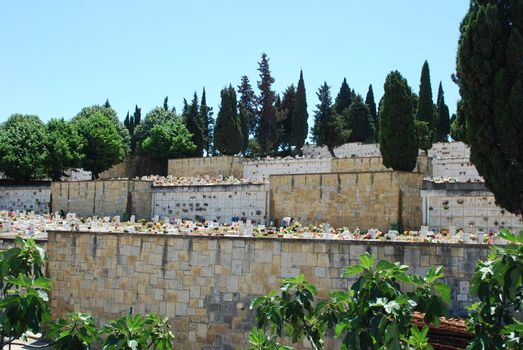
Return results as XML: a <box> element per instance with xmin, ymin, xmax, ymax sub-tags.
<box><xmin>291</xmin><ymin>70</ymin><xmax>309</xmax><ymax>151</ymax></box>
<box><xmin>365</xmin><ymin>84</ymin><xmax>379</xmax><ymax>142</ymax></box>
<box><xmin>237</xmin><ymin>75</ymin><xmax>257</xmax><ymax>135</ymax></box>
<box><xmin>214</xmin><ymin>85</ymin><xmax>243</xmax><ymax>155</ymax></box>
<box><xmin>124</xmin><ymin>112</ymin><xmax>130</xmax><ymax>129</ymax></box>
<box><xmin>416</xmin><ymin>60</ymin><xmax>435</xmax><ymax>133</ymax></box>
<box><xmin>311</xmin><ymin>82</ymin><xmax>350</xmax><ymax>157</ymax></box>
<box><xmin>256</xmin><ymin>53</ymin><xmax>278</xmax><ymax>156</ymax></box>
<box><xmin>456</xmin><ymin>0</ymin><xmax>523</xmax><ymax>214</ymax></box>
<box><xmin>345</xmin><ymin>95</ymin><xmax>375</xmax><ymax>143</ymax></box>
<box><xmin>104</xmin><ymin>99</ymin><xmax>111</xmax><ymax>108</ymax></box>
<box><xmin>130</xmin><ymin>105</ymin><xmax>141</xmax><ymax>154</ymax></box>
<box><xmin>163</xmin><ymin>96</ymin><xmax>169</xmax><ymax>111</ymax></box>
<box><xmin>184</xmin><ymin>92</ymin><xmax>204</xmax><ymax>157</ymax></box>
<box><xmin>199</xmin><ymin>88</ymin><xmax>214</xmax><ymax>156</ymax></box>
<box><xmin>278</xmin><ymin>85</ymin><xmax>297</xmax><ymax>153</ymax></box>
<box><xmin>379</xmin><ymin>71</ymin><xmax>418</xmax><ymax>171</ymax></box>
<box><xmin>435</xmin><ymin>82</ymin><xmax>450</xmax><ymax>142</ymax></box>
<box><xmin>334</xmin><ymin>78</ymin><xmax>353</xmax><ymax>115</ymax></box>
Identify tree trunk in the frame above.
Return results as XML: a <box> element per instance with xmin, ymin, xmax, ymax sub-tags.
<box><xmin>327</xmin><ymin>146</ymin><xmax>336</xmax><ymax>158</ymax></box>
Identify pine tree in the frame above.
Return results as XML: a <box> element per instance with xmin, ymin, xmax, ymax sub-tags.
<box><xmin>379</xmin><ymin>71</ymin><xmax>418</xmax><ymax>171</ymax></box>
<box><xmin>291</xmin><ymin>70</ymin><xmax>309</xmax><ymax>151</ymax></box>
<box><xmin>365</xmin><ymin>84</ymin><xmax>379</xmax><ymax>142</ymax></box>
<box><xmin>214</xmin><ymin>85</ymin><xmax>243</xmax><ymax>155</ymax></box>
<box><xmin>334</xmin><ymin>78</ymin><xmax>353</xmax><ymax>115</ymax></box>
<box><xmin>416</xmin><ymin>60</ymin><xmax>435</xmax><ymax>132</ymax></box>
<box><xmin>456</xmin><ymin>0</ymin><xmax>523</xmax><ymax>214</ymax></box>
<box><xmin>200</xmin><ymin>88</ymin><xmax>214</xmax><ymax>156</ymax></box>
<box><xmin>435</xmin><ymin>82</ymin><xmax>450</xmax><ymax>142</ymax></box>
<box><xmin>237</xmin><ymin>75</ymin><xmax>257</xmax><ymax>135</ymax></box>
<box><xmin>311</xmin><ymin>82</ymin><xmax>351</xmax><ymax>157</ymax></box>
<box><xmin>256</xmin><ymin>53</ymin><xmax>278</xmax><ymax>156</ymax></box>
<box><xmin>345</xmin><ymin>95</ymin><xmax>375</xmax><ymax>143</ymax></box>
<box><xmin>184</xmin><ymin>92</ymin><xmax>204</xmax><ymax>157</ymax></box>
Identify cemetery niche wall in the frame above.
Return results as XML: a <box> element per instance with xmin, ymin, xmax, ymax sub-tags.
<box><xmin>0</xmin><ymin>181</ymin><xmax>51</xmax><ymax>213</ymax></box>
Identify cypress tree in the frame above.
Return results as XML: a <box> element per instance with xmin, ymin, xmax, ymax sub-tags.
<box><xmin>416</xmin><ymin>60</ymin><xmax>435</xmax><ymax>132</ymax></box>
<box><xmin>334</xmin><ymin>78</ymin><xmax>353</xmax><ymax>115</ymax></box>
<box><xmin>133</xmin><ymin>105</ymin><xmax>141</xmax><ymax>126</ymax></box>
<box><xmin>379</xmin><ymin>71</ymin><xmax>418</xmax><ymax>171</ymax></box>
<box><xmin>104</xmin><ymin>99</ymin><xmax>111</xmax><ymax>108</ymax></box>
<box><xmin>200</xmin><ymin>88</ymin><xmax>214</xmax><ymax>156</ymax></box>
<box><xmin>237</xmin><ymin>75</ymin><xmax>257</xmax><ymax>135</ymax></box>
<box><xmin>214</xmin><ymin>85</ymin><xmax>243</xmax><ymax>155</ymax></box>
<box><xmin>184</xmin><ymin>92</ymin><xmax>205</xmax><ymax>157</ymax></box>
<box><xmin>278</xmin><ymin>85</ymin><xmax>297</xmax><ymax>153</ymax></box>
<box><xmin>256</xmin><ymin>53</ymin><xmax>278</xmax><ymax>156</ymax></box>
<box><xmin>163</xmin><ymin>96</ymin><xmax>169</xmax><ymax>111</ymax></box>
<box><xmin>456</xmin><ymin>0</ymin><xmax>523</xmax><ymax>214</ymax></box>
<box><xmin>435</xmin><ymin>82</ymin><xmax>450</xmax><ymax>142</ymax></box>
<box><xmin>291</xmin><ymin>70</ymin><xmax>309</xmax><ymax>151</ymax></box>
<box><xmin>130</xmin><ymin>105</ymin><xmax>141</xmax><ymax>154</ymax></box>
<box><xmin>124</xmin><ymin>112</ymin><xmax>130</xmax><ymax>130</ymax></box>
<box><xmin>345</xmin><ymin>95</ymin><xmax>375</xmax><ymax>143</ymax></box>
<box><xmin>311</xmin><ymin>82</ymin><xmax>351</xmax><ymax>157</ymax></box>
<box><xmin>365</xmin><ymin>84</ymin><xmax>379</xmax><ymax>142</ymax></box>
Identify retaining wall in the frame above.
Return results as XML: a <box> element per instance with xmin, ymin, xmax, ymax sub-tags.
<box><xmin>0</xmin><ymin>182</ymin><xmax>51</xmax><ymax>213</ymax></box>
<box><xmin>167</xmin><ymin>157</ymin><xmax>243</xmax><ymax>178</ymax></box>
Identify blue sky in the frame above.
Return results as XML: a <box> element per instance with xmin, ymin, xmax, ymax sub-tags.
<box><xmin>1</xmin><ymin>1</ymin><xmax>469</xmax><ymax>134</ymax></box>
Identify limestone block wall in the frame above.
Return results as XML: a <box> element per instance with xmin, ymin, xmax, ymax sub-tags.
<box><xmin>243</xmin><ymin>157</ymin><xmax>331</xmax><ymax>180</ymax></box>
<box><xmin>51</xmin><ymin>180</ymin><xmax>153</xmax><ymax>219</ymax></box>
<box><xmin>302</xmin><ymin>142</ymin><xmax>381</xmax><ymax>158</ymax></box>
<box><xmin>421</xmin><ymin>182</ymin><xmax>523</xmax><ymax>231</ymax></box>
<box><xmin>270</xmin><ymin>171</ymin><xmax>423</xmax><ymax>230</ymax></box>
<box><xmin>0</xmin><ymin>183</ymin><xmax>51</xmax><ymax>213</ymax></box>
<box><xmin>168</xmin><ymin>156</ymin><xmax>243</xmax><ymax>178</ymax></box>
<box><xmin>429</xmin><ymin>142</ymin><xmax>470</xmax><ymax>159</ymax></box>
<box><xmin>47</xmin><ymin>231</ymin><xmax>488</xmax><ymax>349</ymax></box>
<box><xmin>432</xmin><ymin>158</ymin><xmax>482</xmax><ymax>182</ymax></box>
<box><xmin>331</xmin><ymin>156</ymin><xmax>431</xmax><ymax>176</ymax></box>
<box><xmin>99</xmin><ymin>155</ymin><xmax>166</xmax><ymax>179</ymax></box>
<box><xmin>152</xmin><ymin>183</ymin><xmax>269</xmax><ymax>224</ymax></box>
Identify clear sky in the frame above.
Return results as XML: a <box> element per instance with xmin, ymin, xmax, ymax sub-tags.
<box><xmin>1</xmin><ymin>1</ymin><xmax>470</xmax><ymax>136</ymax></box>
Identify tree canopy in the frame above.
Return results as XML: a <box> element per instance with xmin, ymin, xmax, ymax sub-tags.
<box><xmin>44</xmin><ymin>118</ymin><xmax>84</xmax><ymax>181</ymax></box>
<box><xmin>256</xmin><ymin>53</ymin><xmax>278</xmax><ymax>156</ymax></box>
<box><xmin>345</xmin><ymin>95</ymin><xmax>375</xmax><ymax>143</ymax></box>
<box><xmin>141</xmin><ymin>119</ymin><xmax>196</xmax><ymax>161</ymax></box>
<box><xmin>214</xmin><ymin>85</ymin><xmax>243</xmax><ymax>155</ymax></box>
<box><xmin>291</xmin><ymin>70</ymin><xmax>309</xmax><ymax>152</ymax></box>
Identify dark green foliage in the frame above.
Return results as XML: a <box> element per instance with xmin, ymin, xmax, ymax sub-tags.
<box><xmin>73</xmin><ymin>105</ymin><xmax>130</xmax><ymax>153</ymax></box>
<box><xmin>435</xmin><ymin>82</ymin><xmax>450</xmax><ymax>142</ymax></box>
<box><xmin>73</xmin><ymin>112</ymin><xmax>126</xmax><ymax>179</ymax></box>
<box><xmin>104</xmin><ymin>99</ymin><xmax>111</xmax><ymax>108</ymax></box>
<box><xmin>0</xmin><ymin>114</ymin><xmax>48</xmax><ymax>180</ymax></box>
<box><xmin>184</xmin><ymin>92</ymin><xmax>205</xmax><ymax>157</ymax></box>
<box><xmin>291</xmin><ymin>70</ymin><xmax>309</xmax><ymax>151</ymax></box>
<box><xmin>215</xmin><ymin>85</ymin><xmax>243</xmax><ymax>155</ymax></box>
<box><xmin>141</xmin><ymin>119</ymin><xmax>196</xmax><ymax>161</ymax></box>
<box><xmin>416</xmin><ymin>60</ymin><xmax>435</xmax><ymax>133</ymax></box>
<box><xmin>345</xmin><ymin>95</ymin><xmax>375</xmax><ymax>143</ymax></box>
<box><xmin>200</xmin><ymin>88</ymin><xmax>214</xmax><ymax>156</ymax></box>
<box><xmin>379</xmin><ymin>71</ymin><xmax>418</xmax><ymax>171</ymax></box>
<box><xmin>44</xmin><ymin>118</ymin><xmax>84</xmax><ymax>181</ymax></box>
<box><xmin>163</xmin><ymin>96</ymin><xmax>169</xmax><ymax>111</ymax></box>
<box><xmin>311</xmin><ymin>82</ymin><xmax>351</xmax><ymax>157</ymax></box>
<box><xmin>250</xmin><ymin>252</ymin><xmax>449</xmax><ymax>349</ymax></box>
<box><xmin>238</xmin><ymin>105</ymin><xmax>251</xmax><ymax>155</ymax></box>
<box><xmin>277</xmin><ymin>85</ymin><xmax>297</xmax><ymax>153</ymax></box>
<box><xmin>334</xmin><ymin>78</ymin><xmax>353</xmax><ymax>115</ymax></box>
<box><xmin>134</xmin><ymin>106</ymin><xmax>177</xmax><ymax>152</ymax></box>
<box><xmin>256</xmin><ymin>53</ymin><xmax>278</xmax><ymax>156</ymax></box>
<box><xmin>456</xmin><ymin>0</ymin><xmax>523</xmax><ymax>215</ymax></box>
<box><xmin>238</xmin><ymin>75</ymin><xmax>258</xmax><ymax>136</ymax></box>
<box><xmin>130</xmin><ymin>105</ymin><xmax>142</xmax><ymax>154</ymax></box>
<box><xmin>466</xmin><ymin>229</ymin><xmax>523</xmax><ymax>349</ymax></box>
<box><xmin>49</xmin><ymin>312</ymin><xmax>99</xmax><ymax>350</ymax></box>
<box><xmin>365</xmin><ymin>84</ymin><xmax>379</xmax><ymax>142</ymax></box>
<box><xmin>124</xmin><ymin>112</ymin><xmax>130</xmax><ymax>129</ymax></box>
<box><xmin>416</xmin><ymin>120</ymin><xmax>433</xmax><ymax>156</ymax></box>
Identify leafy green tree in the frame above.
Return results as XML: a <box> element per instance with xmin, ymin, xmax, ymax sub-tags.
<box><xmin>291</xmin><ymin>70</ymin><xmax>309</xmax><ymax>151</ymax></box>
<box><xmin>199</xmin><ymin>88</ymin><xmax>214</xmax><ymax>156</ymax></box>
<box><xmin>435</xmin><ymin>82</ymin><xmax>450</xmax><ymax>142</ymax></box>
<box><xmin>141</xmin><ymin>119</ymin><xmax>196</xmax><ymax>161</ymax></box>
<box><xmin>345</xmin><ymin>95</ymin><xmax>375</xmax><ymax>143</ymax></box>
<box><xmin>311</xmin><ymin>82</ymin><xmax>351</xmax><ymax>157</ymax></box>
<box><xmin>365</xmin><ymin>84</ymin><xmax>379</xmax><ymax>142</ymax></box>
<box><xmin>73</xmin><ymin>105</ymin><xmax>130</xmax><ymax>153</ymax></box>
<box><xmin>215</xmin><ymin>85</ymin><xmax>243</xmax><ymax>155</ymax></box>
<box><xmin>456</xmin><ymin>0</ymin><xmax>523</xmax><ymax>214</ymax></box>
<box><xmin>334</xmin><ymin>78</ymin><xmax>354</xmax><ymax>116</ymax></box>
<box><xmin>134</xmin><ymin>106</ymin><xmax>177</xmax><ymax>152</ymax></box>
<box><xmin>256</xmin><ymin>53</ymin><xmax>278</xmax><ymax>156</ymax></box>
<box><xmin>238</xmin><ymin>75</ymin><xmax>258</xmax><ymax>136</ymax></box>
<box><xmin>277</xmin><ymin>85</ymin><xmax>297</xmax><ymax>153</ymax></box>
<box><xmin>0</xmin><ymin>114</ymin><xmax>47</xmax><ymax>180</ymax></box>
<box><xmin>73</xmin><ymin>112</ymin><xmax>126</xmax><ymax>179</ymax></box>
<box><xmin>44</xmin><ymin>118</ymin><xmax>85</xmax><ymax>181</ymax></box>
<box><xmin>379</xmin><ymin>71</ymin><xmax>418</xmax><ymax>171</ymax></box>
<box><xmin>416</xmin><ymin>60</ymin><xmax>435</xmax><ymax>133</ymax></box>
<box><xmin>183</xmin><ymin>92</ymin><xmax>205</xmax><ymax>157</ymax></box>
<box><xmin>416</xmin><ymin>120</ymin><xmax>433</xmax><ymax>156</ymax></box>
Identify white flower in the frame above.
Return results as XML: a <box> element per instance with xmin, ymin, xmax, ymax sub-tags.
<box><xmin>384</xmin><ymin>300</ymin><xmax>400</xmax><ymax>315</ymax></box>
<box><xmin>128</xmin><ymin>339</ymin><xmax>138</xmax><ymax>350</ymax></box>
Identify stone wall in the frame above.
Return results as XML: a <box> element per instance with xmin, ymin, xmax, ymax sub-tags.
<box><xmin>270</xmin><ymin>171</ymin><xmax>423</xmax><ymax>230</ymax></box>
<box><xmin>331</xmin><ymin>155</ymin><xmax>431</xmax><ymax>176</ymax></box>
<box><xmin>421</xmin><ymin>181</ymin><xmax>523</xmax><ymax>231</ymax></box>
<box><xmin>152</xmin><ymin>183</ymin><xmax>269</xmax><ymax>224</ymax></box>
<box><xmin>303</xmin><ymin>142</ymin><xmax>381</xmax><ymax>158</ymax></box>
<box><xmin>168</xmin><ymin>157</ymin><xmax>243</xmax><ymax>178</ymax></box>
<box><xmin>99</xmin><ymin>155</ymin><xmax>166</xmax><ymax>179</ymax></box>
<box><xmin>0</xmin><ymin>236</ymin><xmax>47</xmax><ymax>251</ymax></box>
<box><xmin>51</xmin><ymin>180</ymin><xmax>153</xmax><ymax>219</ymax></box>
<box><xmin>431</xmin><ymin>158</ymin><xmax>482</xmax><ymax>182</ymax></box>
<box><xmin>0</xmin><ymin>182</ymin><xmax>51</xmax><ymax>213</ymax></box>
<box><xmin>47</xmin><ymin>231</ymin><xmax>488</xmax><ymax>349</ymax></box>
<box><xmin>243</xmin><ymin>157</ymin><xmax>331</xmax><ymax>180</ymax></box>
